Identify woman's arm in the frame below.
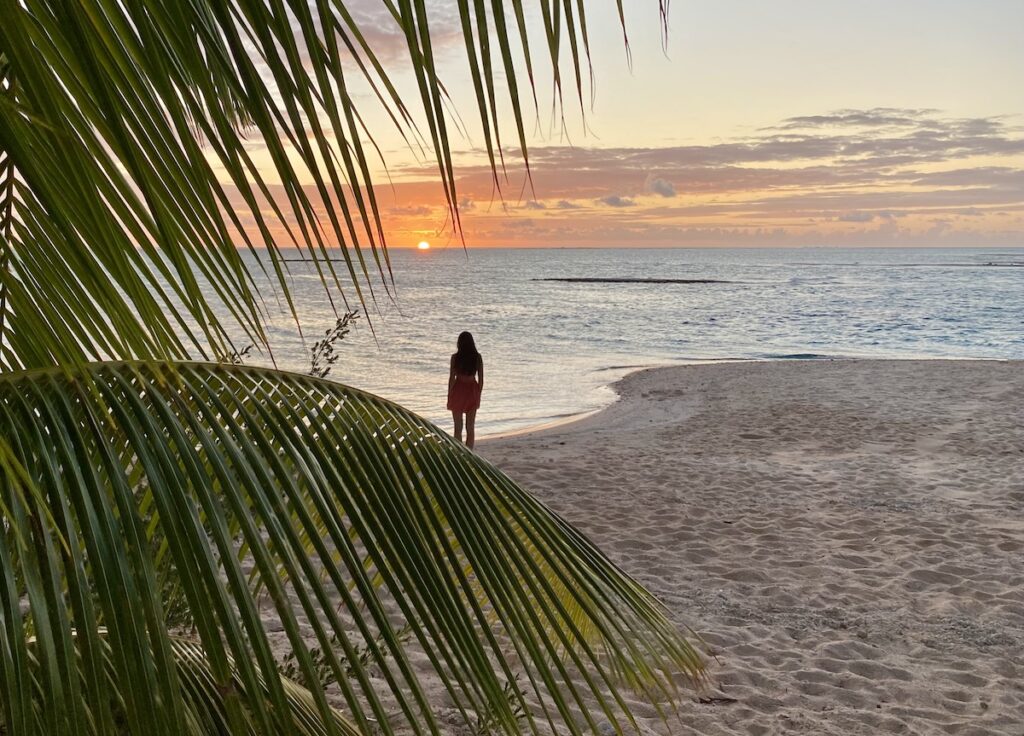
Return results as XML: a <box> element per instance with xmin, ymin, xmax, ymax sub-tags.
<box><xmin>448</xmin><ymin>355</ymin><xmax>456</xmax><ymax>396</ymax></box>
<box><xmin>477</xmin><ymin>356</ymin><xmax>484</xmax><ymax>392</ymax></box>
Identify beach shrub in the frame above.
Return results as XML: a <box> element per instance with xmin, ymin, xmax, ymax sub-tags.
<box><xmin>311</xmin><ymin>312</ymin><xmax>361</xmax><ymax>379</ymax></box>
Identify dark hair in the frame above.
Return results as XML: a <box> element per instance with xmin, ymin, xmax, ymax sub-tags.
<box><xmin>454</xmin><ymin>331</ymin><xmax>480</xmax><ymax>375</ymax></box>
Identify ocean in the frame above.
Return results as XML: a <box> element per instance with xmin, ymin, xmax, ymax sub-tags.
<box><xmin>241</xmin><ymin>247</ymin><xmax>1024</xmax><ymax>435</ymax></box>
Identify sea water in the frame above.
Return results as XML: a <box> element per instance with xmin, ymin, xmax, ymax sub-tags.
<box><xmin>237</xmin><ymin>247</ymin><xmax>1023</xmax><ymax>435</ymax></box>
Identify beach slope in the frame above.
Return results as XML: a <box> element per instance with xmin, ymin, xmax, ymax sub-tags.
<box><xmin>480</xmin><ymin>360</ymin><xmax>1024</xmax><ymax>735</ymax></box>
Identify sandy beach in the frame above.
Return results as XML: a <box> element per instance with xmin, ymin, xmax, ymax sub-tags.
<box><xmin>479</xmin><ymin>360</ymin><xmax>1024</xmax><ymax>735</ymax></box>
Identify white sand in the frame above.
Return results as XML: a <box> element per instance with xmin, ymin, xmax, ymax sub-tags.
<box><xmin>479</xmin><ymin>360</ymin><xmax>1024</xmax><ymax>735</ymax></box>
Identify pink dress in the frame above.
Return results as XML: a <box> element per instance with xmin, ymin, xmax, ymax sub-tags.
<box><xmin>447</xmin><ymin>373</ymin><xmax>481</xmax><ymax>412</ymax></box>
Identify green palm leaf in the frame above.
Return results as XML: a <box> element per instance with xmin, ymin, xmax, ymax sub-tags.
<box><xmin>12</xmin><ymin>634</ymin><xmax>360</xmax><ymax>736</ymax></box>
<box><xmin>1</xmin><ymin>362</ymin><xmax>704</xmax><ymax>736</ymax></box>
<box><xmin>0</xmin><ymin>1</ymin><xmax>657</xmax><ymax>371</ymax></box>
<box><xmin>1</xmin><ymin>3</ymin><xmax>703</xmax><ymax>734</ymax></box>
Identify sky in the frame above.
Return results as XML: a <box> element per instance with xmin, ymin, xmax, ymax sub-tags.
<box><xmin>247</xmin><ymin>1</ymin><xmax>1024</xmax><ymax>248</ymax></box>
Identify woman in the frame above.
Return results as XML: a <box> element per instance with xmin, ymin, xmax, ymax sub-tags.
<box><xmin>447</xmin><ymin>331</ymin><xmax>483</xmax><ymax>449</ymax></box>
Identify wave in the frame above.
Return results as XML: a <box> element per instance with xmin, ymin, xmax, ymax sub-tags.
<box><xmin>761</xmin><ymin>353</ymin><xmax>835</xmax><ymax>360</ymax></box>
<box><xmin>791</xmin><ymin>261</ymin><xmax>1024</xmax><ymax>268</ymax></box>
<box><xmin>533</xmin><ymin>277</ymin><xmax>731</xmax><ymax>284</ymax></box>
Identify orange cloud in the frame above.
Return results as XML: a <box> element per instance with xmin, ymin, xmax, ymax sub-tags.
<box><xmin>230</xmin><ymin>108</ymin><xmax>1024</xmax><ymax>248</ymax></box>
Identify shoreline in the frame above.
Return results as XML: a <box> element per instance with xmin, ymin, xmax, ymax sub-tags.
<box><xmin>477</xmin><ymin>359</ymin><xmax>1024</xmax><ymax>734</ymax></box>
<box><xmin>479</xmin><ymin>356</ymin><xmax>1017</xmax><ymax>443</ymax></box>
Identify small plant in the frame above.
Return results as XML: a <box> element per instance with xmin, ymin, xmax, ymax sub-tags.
<box><xmin>310</xmin><ymin>311</ymin><xmax>359</xmax><ymax>379</ymax></box>
<box><xmin>277</xmin><ymin>624</ymin><xmax>411</xmax><ymax>692</ymax></box>
<box><xmin>221</xmin><ymin>343</ymin><xmax>253</xmax><ymax>365</ymax></box>
<box><xmin>472</xmin><ymin>678</ymin><xmax>527</xmax><ymax>736</ymax></box>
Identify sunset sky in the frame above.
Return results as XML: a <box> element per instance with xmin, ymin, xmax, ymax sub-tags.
<box><xmin>250</xmin><ymin>1</ymin><xmax>1024</xmax><ymax>248</ymax></box>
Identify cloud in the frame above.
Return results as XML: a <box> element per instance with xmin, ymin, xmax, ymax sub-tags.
<box><xmin>645</xmin><ymin>176</ymin><xmax>677</xmax><ymax>198</ymax></box>
<box><xmin>389</xmin><ymin>205</ymin><xmax>432</xmax><ymax>216</ymax></box>
<box><xmin>458</xmin><ymin>198</ymin><xmax>476</xmax><ymax>211</ymax></box>
<box><xmin>332</xmin><ymin>0</ymin><xmax>462</xmax><ymax>66</ymax></box>
<box><xmin>393</xmin><ymin>109</ymin><xmax>1024</xmax><ymax>208</ymax></box>
<box><xmin>254</xmin><ymin>108</ymin><xmax>1024</xmax><ymax>247</ymax></box>
<box><xmin>772</xmin><ymin>108</ymin><xmax>942</xmax><ymax>130</ymax></box>
<box><xmin>598</xmin><ymin>195</ymin><xmax>636</xmax><ymax>208</ymax></box>
<box><xmin>912</xmin><ymin>167</ymin><xmax>1024</xmax><ymax>188</ymax></box>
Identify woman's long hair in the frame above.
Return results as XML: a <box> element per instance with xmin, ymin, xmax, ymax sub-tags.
<box><xmin>454</xmin><ymin>331</ymin><xmax>479</xmax><ymax>374</ymax></box>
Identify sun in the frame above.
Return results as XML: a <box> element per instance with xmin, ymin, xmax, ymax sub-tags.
<box><xmin>417</xmin><ymin>241</ymin><xmax>431</xmax><ymax>250</ymax></box>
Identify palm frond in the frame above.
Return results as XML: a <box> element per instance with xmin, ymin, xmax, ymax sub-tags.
<box><xmin>0</xmin><ymin>362</ymin><xmax>704</xmax><ymax>736</ymax></box>
<box><xmin>0</xmin><ymin>1</ymin><xmax>664</xmax><ymax>371</ymax></box>
<box><xmin>1</xmin><ymin>5</ymin><xmax>696</xmax><ymax>735</ymax></box>
<box><xmin>11</xmin><ymin>633</ymin><xmax>360</xmax><ymax>736</ymax></box>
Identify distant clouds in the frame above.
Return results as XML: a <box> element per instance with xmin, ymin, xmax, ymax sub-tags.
<box><xmin>389</xmin><ymin>205</ymin><xmax>432</xmax><ymax>216</ymax></box>
<box><xmin>837</xmin><ymin>212</ymin><xmax>876</xmax><ymax>223</ymax></box>
<box><xmin>503</xmin><ymin>111</ymin><xmax>1024</xmax><ymax>185</ymax></box>
<box><xmin>645</xmin><ymin>176</ymin><xmax>677</xmax><ymax>197</ymax></box>
<box><xmin>598</xmin><ymin>195</ymin><xmax>636</xmax><ymax>208</ymax></box>
<box><xmin>770</xmin><ymin>108</ymin><xmax>943</xmax><ymax>130</ymax></box>
<box><xmin>259</xmin><ymin>107</ymin><xmax>1024</xmax><ymax>247</ymax></box>
<box><xmin>335</xmin><ymin>0</ymin><xmax>462</xmax><ymax>65</ymax></box>
<box><xmin>419</xmin><ymin>107</ymin><xmax>1024</xmax><ymax>245</ymax></box>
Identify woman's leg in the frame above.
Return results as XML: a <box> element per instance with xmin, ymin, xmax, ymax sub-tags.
<box><xmin>465</xmin><ymin>409</ymin><xmax>477</xmax><ymax>449</ymax></box>
<box><xmin>452</xmin><ymin>411</ymin><xmax>464</xmax><ymax>443</ymax></box>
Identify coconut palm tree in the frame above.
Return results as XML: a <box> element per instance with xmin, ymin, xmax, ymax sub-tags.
<box><xmin>0</xmin><ymin>2</ymin><xmax>703</xmax><ymax>735</ymax></box>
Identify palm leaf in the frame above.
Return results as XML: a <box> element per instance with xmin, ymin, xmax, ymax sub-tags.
<box><xmin>12</xmin><ymin>633</ymin><xmax>360</xmax><ymax>736</ymax></box>
<box><xmin>0</xmin><ymin>362</ymin><xmax>704</xmax><ymax>735</ymax></box>
<box><xmin>1</xmin><ymin>4</ymin><xmax>699</xmax><ymax>735</ymax></box>
<box><xmin>0</xmin><ymin>1</ymin><xmax>661</xmax><ymax>371</ymax></box>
